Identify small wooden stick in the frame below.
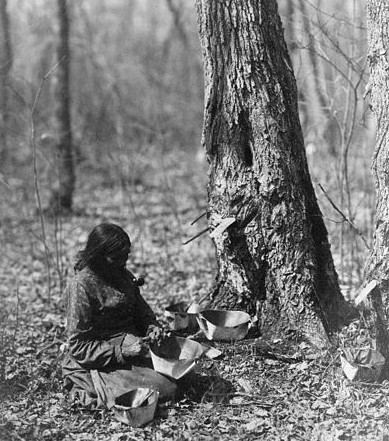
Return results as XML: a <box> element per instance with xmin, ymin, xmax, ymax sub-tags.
<box><xmin>190</xmin><ymin>211</ymin><xmax>207</xmax><ymax>225</ymax></box>
<box><xmin>182</xmin><ymin>227</ymin><xmax>210</xmax><ymax>245</ymax></box>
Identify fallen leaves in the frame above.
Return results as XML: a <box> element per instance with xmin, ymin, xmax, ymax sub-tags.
<box><xmin>0</xmin><ymin>155</ymin><xmax>388</xmax><ymax>440</ymax></box>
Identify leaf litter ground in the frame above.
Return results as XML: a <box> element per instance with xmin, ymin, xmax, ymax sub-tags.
<box><xmin>0</xmin><ymin>150</ymin><xmax>388</xmax><ymax>440</ymax></box>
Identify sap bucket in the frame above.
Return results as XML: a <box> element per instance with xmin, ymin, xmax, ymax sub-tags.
<box><xmin>341</xmin><ymin>348</ymin><xmax>386</xmax><ymax>382</ymax></box>
<box><xmin>112</xmin><ymin>388</ymin><xmax>159</xmax><ymax>427</ymax></box>
<box><xmin>196</xmin><ymin>310</ymin><xmax>251</xmax><ymax>341</ymax></box>
<box><xmin>164</xmin><ymin>302</ymin><xmax>199</xmax><ymax>330</ymax></box>
<box><xmin>150</xmin><ymin>336</ymin><xmax>204</xmax><ymax>380</ymax></box>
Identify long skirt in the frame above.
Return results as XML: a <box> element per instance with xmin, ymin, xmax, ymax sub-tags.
<box><xmin>62</xmin><ymin>354</ymin><xmax>177</xmax><ymax>409</ymax></box>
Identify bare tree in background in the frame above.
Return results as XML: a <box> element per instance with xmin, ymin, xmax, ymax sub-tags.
<box><xmin>364</xmin><ymin>0</ymin><xmax>389</xmax><ymax>363</ymax></box>
<box><xmin>195</xmin><ymin>0</ymin><xmax>353</xmax><ymax>347</ymax></box>
<box><xmin>49</xmin><ymin>0</ymin><xmax>75</xmax><ymax>213</ymax></box>
<box><xmin>0</xmin><ymin>0</ymin><xmax>13</xmax><ymax>165</ymax></box>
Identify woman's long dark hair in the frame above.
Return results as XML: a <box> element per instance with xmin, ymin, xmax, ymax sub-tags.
<box><xmin>74</xmin><ymin>223</ymin><xmax>131</xmax><ymax>273</ymax></box>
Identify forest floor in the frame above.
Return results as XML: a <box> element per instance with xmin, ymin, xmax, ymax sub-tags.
<box><xmin>0</xmin><ymin>149</ymin><xmax>388</xmax><ymax>441</ymax></box>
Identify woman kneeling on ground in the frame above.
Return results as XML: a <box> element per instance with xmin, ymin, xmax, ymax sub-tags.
<box><xmin>62</xmin><ymin>223</ymin><xmax>176</xmax><ymax>408</ymax></box>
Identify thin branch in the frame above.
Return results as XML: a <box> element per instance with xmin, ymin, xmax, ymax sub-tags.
<box><xmin>304</xmin><ymin>0</ymin><xmax>366</xmax><ymax>31</ymax></box>
<box><xmin>30</xmin><ymin>58</ymin><xmax>64</xmax><ymax>302</ymax></box>
<box><xmin>12</xmin><ymin>282</ymin><xmax>20</xmax><ymax>346</ymax></box>
<box><xmin>165</xmin><ymin>0</ymin><xmax>189</xmax><ymax>48</ymax></box>
<box><xmin>317</xmin><ymin>183</ymin><xmax>370</xmax><ymax>250</ymax></box>
<box><xmin>314</xmin><ymin>20</ymin><xmax>364</xmax><ymax>77</ymax></box>
<box><xmin>31</xmin><ymin>56</ymin><xmax>65</xmax><ymax>114</ymax></box>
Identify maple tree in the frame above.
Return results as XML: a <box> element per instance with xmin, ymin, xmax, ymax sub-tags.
<box><xmin>195</xmin><ymin>0</ymin><xmax>352</xmax><ymax>347</ymax></box>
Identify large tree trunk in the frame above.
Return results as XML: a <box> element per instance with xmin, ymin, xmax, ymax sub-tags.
<box><xmin>363</xmin><ymin>0</ymin><xmax>389</xmax><ymax>361</ymax></box>
<box><xmin>0</xmin><ymin>0</ymin><xmax>13</xmax><ymax>165</ymax></box>
<box><xmin>195</xmin><ymin>0</ymin><xmax>352</xmax><ymax>347</ymax></box>
<box><xmin>49</xmin><ymin>0</ymin><xmax>75</xmax><ymax>213</ymax></box>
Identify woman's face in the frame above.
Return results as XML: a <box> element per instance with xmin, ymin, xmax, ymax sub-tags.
<box><xmin>105</xmin><ymin>244</ymin><xmax>131</xmax><ymax>268</ymax></box>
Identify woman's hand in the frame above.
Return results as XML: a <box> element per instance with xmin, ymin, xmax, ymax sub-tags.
<box><xmin>146</xmin><ymin>324</ymin><xmax>165</xmax><ymax>343</ymax></box>
<box><xmin>121</xmin><ymin>334</ymin><xmax>148</xmax><ymax>358</ymax></box>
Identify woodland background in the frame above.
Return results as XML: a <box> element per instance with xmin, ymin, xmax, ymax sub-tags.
<box><xmin>0</xmin><ymin>0</ymin><xmax>384</xmax><ymax>440</ymax></box>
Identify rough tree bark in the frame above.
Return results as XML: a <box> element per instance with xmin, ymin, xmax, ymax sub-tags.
<box><xmin>195</xmin><ymin>0</ymin><xmax>352</xmax><ymax>347</ymax></box>
<box><xmin>364</xmin><ymin>0</ymin><xmax>389</xmax><ymax>361</ymax></box>
<box><xmin>0</xmin><ymin>0</ymin><xmax>13</xmax><ymax>164</ymax></box>
<box><xmin>49</xmin><ymin>0</ymin><xmax>75</xmax><ymax>213</ymax></box>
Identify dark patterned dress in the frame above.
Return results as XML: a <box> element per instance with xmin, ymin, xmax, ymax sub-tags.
<box><xmin>62</xmin><ymin>267</ymin><xmax>176</xmax><ymax>408</ymax></box>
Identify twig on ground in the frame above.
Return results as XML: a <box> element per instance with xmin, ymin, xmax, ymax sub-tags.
<box><xmin>255</xmin><ymin>349</ymin><xmax>304</xmax><ymax>364</ymax></box>
<box><xmin>36</xmin><ymin>339</ymin><xmax>62</xmax><ymax>357</ymax></box>
<box><xmin>225</xmin><ymin>401</ymin><xmax>272</xmax><ymax>407</ymax></box>
<box><xmin>207</xmin><ymin>391</ymin><xmax>273</xmax><ymax>407</ymax></box>
<box><xmin>12</xmin><ymin>283</ymin><xmax>20</xmax><ymax>347</ymax></box>
<box><xmin>321</xmin><ymin>352</ymin><xmax>341</xmax><ymax>377</ymax></box>
<box><xmin>6</xmin><ymin>430</ymin><xmax>24</xmax><ymax>441</ymax></box>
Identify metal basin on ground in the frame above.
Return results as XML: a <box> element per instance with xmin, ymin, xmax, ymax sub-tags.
<box><xmin>150</xmin><ymin>336</ymin><xmax>204</xmax><ymax>379</ymax></box>
<box><xmin>112</xmin><ymin>388</ymin><xmax>159</xmax><ymax>427</ymax></box>
<box><xmin>196</xmin><ymin>310</ymin><xmax>251</xmax><ymax>341</ymax></box>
